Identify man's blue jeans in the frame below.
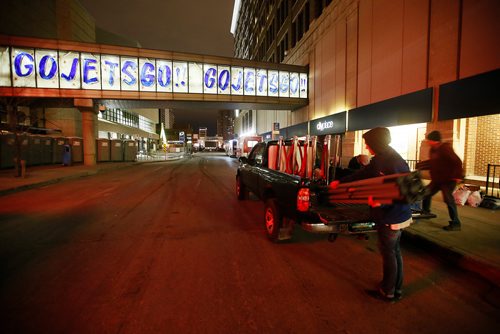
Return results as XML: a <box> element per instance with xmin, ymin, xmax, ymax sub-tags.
<box><xmin>377</xmin><ymin>224</ymin><xmax>403</xmax><ymax>297</ymax></box>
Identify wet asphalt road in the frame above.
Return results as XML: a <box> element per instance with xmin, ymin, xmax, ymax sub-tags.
<box><xmin>0</xmin><ymin>152</ymin><xmax>498</xmax><ymax>333</ymax></box>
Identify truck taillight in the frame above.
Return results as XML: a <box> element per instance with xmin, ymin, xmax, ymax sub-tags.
<box><xmin>297</xmin><ymin>188</ymin><xmax>310</xmax><ymax>212</ymax></box>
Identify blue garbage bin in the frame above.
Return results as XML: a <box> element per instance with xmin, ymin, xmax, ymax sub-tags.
<box><xmin>62</xmin><ymin>144</ymin><xmax>72</xmax><ymax>166</ymax></box>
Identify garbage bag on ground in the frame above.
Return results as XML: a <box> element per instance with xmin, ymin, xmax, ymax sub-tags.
<box><xmin>453</xmin><ymin>185</ymin><xmax>471</xmax><ymax>206</ymax></box>
<box><xmin>467</xmin><ymin>190</ymin><xmax>482</xmax><ymax>207</ymax></box>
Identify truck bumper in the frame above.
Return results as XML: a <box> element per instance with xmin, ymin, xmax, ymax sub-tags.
<box><xmin>301</xmin><ymin>221</ymin><xmax>376</xmax><ymax>234</ymax></box>
<box><xmin>301</xmin><ymin>211</ymin><xmax>432</xmax><ymax>234</ymax></box>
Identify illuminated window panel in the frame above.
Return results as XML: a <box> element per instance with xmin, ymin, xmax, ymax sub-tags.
<box><xmin>217</xmin><ymin>65</ymin><xmax>231</xmax><ymax>94</ymax></box>
<box><xmin>256</xmin><ymin>69</ymin><xmax>268</xmax><ymax>96</ymax></box>
<box><xmin>35</xmin><ymin>49</ymin><xmax>59</xmax><ymax>88</ymax></box>
<box><xmin>289</xmin><ymin>72</ymin><xmax>300</xmax><ymax>98</ymax></box>
<box><xmin>139</xmin><ymin>58</ymin><xmax>156</xmax><ymax>92</ymax></box>
<box><xmin>81</xmin><ymin>53</ymin><xmax>101</xmax><ymax>90</ymax></box>
<box><xmin>59</xmin><ymin>51</ymin><xmax>81</xmax><ymax>89</ymax></box>
<box><xmin>231</xmin><ymin>66</ymin><xmax>244</xmax><ymax>95</ymax></box>
<box><xmin>101</xmin><ymin>55</ymin><xmax>120</xmax><ymax>90</ymax></box>
<box><xmin>0</xmin><ymin>47</ymin><xmax>11</xmax><ymax>87</ymax></box>
<box><xmin>268</xmin><ymin>70</ymin><xmax>279</xmax><ymax>97</ymax></box>
<box><xmin>279</xmin><ymin>71</ymin><xmax>289</xmax><ymax>98</ymax></box>
<box><xmin>120</xmin><ymin>56</ymin><xmax>138</xmax><ymax>91</ymax></box>
<box><xmin>173</xmin><ymin>61</ymin><xmax>188</xmax><ymax>93</ymax></box>
<box><xmin>189</xmin><ymin>62</ymin><xmax>203</xmax><ymax>93</ymax></box>
<box><xmin>243</xmin><ymin>67</ymin><xmax>256</xmax><ymax>96</ymax></box>
<box><xmin>300</xmin><ymin>73</ymin><xmax>308</xmax><ymax>98</ymax></box>
<box><xmin>156</xmin><ymin>59</ymin><xmax>173</xmax><ymax>93</ymax></box>
<box><xmin>203</xmin><ymin>64</ymin><xmax>218</xmax><ymax>94</ymax></box>
<box><xmin>12</xmin><ymin>48</ymin><xmax>36</xmax><ymax>88</ymax></box>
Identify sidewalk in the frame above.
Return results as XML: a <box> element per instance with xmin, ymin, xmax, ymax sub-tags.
<box><xmin>1</xmin><ymin>161</ymin><xmax>499</xmax><ymax>287</ymax></box>
<box><xmin>0</xmin><ymin>161</ymin><xmax>141</xmax><ymax>196</ymax></box>
<box><xmin>405</xmin><ymin>201</ymin><xmax>500</xmax><ymax>287</ymax></box>
<box><xmin>0</xmin><ymin>152</ymin><xmax>185</xmax><ymax>196</ymax></box>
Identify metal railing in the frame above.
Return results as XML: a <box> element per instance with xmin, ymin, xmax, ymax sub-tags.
<box><xmin>406</xmin><ymin>159</ymin><xmax>420</xmax><ymax>171</ymax></box>
<box><xmin>136</xmin><ymin>151</ymin><xmax>186</xmax><ymax>161</ymax></box>
<box><xmin>485</xmin><ymin>164</ymin><xmax>500</xmax><ymax>198</ymax></box>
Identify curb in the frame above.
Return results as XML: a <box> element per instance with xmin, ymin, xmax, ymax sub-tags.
<box><xmin>403</xmin><ymin>230</ymin><xmax>500</xmax><ymax>288</ymax></box>
<box><xmin>0</xmin><ymin>169</ymin><xmax>99</xmax><ymax>197</ymax></box>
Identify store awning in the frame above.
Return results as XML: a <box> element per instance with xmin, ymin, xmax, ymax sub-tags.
<box><xmin>347</xmin><ymin>88</ymin><xmax>433</xmax><ymax>131</ymax></box>
<box><xmin>282</xmin><ymin>122</ymin><xmax>308</xmax><ymax>138</ymax></box>
<box><xmin>438</xmin><ymin>69</ymin><xmax>499</xmax><ymax>120</ymax></box>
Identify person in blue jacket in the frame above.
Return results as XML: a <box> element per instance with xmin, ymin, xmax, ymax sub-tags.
<box><xmin>331</xmin><ymin>127</ymin><xmax>412</xmax><ymax>302</ymax></box>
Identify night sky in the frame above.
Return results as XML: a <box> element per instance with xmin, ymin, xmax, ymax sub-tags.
<box><xmin>80</xmin><ymin>0</ymin><xmax>236</xmax><ymax>135</ymax></box>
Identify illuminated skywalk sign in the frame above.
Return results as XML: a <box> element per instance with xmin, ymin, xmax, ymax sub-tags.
<box><xmin>0</xmin><ymin>40</ymin><xmax>308</xmax><ymax>99</ymax></box>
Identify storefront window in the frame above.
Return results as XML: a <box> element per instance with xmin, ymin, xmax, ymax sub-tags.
<box><xmin>101</xmin><ymin>108</ymin><xmax>154</xmax><ymax>133</ymax></box>
<box><xmin>354</xmin><ymin>123</ymin><xmax>426</xmax><ymax>164</ymax></box>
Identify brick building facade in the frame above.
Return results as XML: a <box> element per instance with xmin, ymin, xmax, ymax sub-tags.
<box><xmin>232</xmin><ymin>0</ymin><xmax>499</xmax><ymax>179</ymax></box>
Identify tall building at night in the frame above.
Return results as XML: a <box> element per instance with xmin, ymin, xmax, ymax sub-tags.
<box><xmin>159</xmin><ymin>109</ymin><xmax>175</xmax><ymax>129</ymax></box>
<box><xmin>234</xmin><ymin>0</ymin><xmax>327</xmax><ymax>63</ymax></box>
<box><xmin>217</xmin><ymin>110</ymin><xmax>235</xmax><ymax>141</ymax></box>
<box><xmin>231</xmin><ymin>0</ymin><xmax>500</xmax><ymax>181</ymax></box>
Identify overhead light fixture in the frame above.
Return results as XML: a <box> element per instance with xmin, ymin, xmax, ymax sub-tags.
<box><xmin>230</xmin><ymin>0</ymin><xmax>242</xmax><ymax>35</ymax></box>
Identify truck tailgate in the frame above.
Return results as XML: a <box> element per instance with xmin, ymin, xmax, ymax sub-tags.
<box><xmin>310</xmin><ymin>203</ymin><xmax>371</xmax><ymax>224</ymax></box>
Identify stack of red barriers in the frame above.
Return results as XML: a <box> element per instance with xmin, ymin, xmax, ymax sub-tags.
<box><xmin>327</xmin><ymin>172</ymin><xmax>427</xmax><ymax>206</ymax></box>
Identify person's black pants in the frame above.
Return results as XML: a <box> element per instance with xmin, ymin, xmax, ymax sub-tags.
<box><xmin>423</xmin><ymin>181</ymin><xmax>461</xmax><ymax>226</ymax></box>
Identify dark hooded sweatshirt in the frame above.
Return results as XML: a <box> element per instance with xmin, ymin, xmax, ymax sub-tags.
<box><xmin>340</xmin><ymin>146</ymin><xmax>412</xmax><ymax>226</ymax></box>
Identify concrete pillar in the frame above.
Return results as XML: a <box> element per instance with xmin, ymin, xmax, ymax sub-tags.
<box><xmin>74</xmin><ymin>99</ymin><xmax>97</xmax><ymax>166</ymax></box>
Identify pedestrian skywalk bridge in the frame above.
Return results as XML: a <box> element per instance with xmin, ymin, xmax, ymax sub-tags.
<box><xmin>0</xmin><ymin>35</ymin><xmax>308</xmax><ymax>111</ymax></box>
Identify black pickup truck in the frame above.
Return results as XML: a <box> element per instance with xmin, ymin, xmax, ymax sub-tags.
<box><xmin>236</xmin><ymin>137</ymin><xmax>432</xmax><ymax>242</ymax></box>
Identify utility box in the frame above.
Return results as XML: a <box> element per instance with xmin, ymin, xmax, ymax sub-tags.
<box><xmin>1</xmin><ymin>132</ymin><xmax>15</xmax><ymax>169</ymax></box>
<box><xmin>41</xmin><ymin>137</ymin><xmax>53</xmax><ymax>164</ymax></box>
<box><xmin>1</xmin><ymin>133</ymin><xmax>28</xmax><ymax>174</ymax></box>
<box><xmin>123</xmin><ymin>139</ymin><xmax>137</xmax><ymax>161</ymax></box>
<box><xmin>96</xmin><ymin>138</ymin><xmax>110</xmax><ymax>162</ymax></box>
<box><xmin>110</xmin><ymin>139</ymin><xmax>123</xmax><ymax>161</ymax></box>
<box><xmin>52</xmin><ymin>137</ymin><xmax>68</xmax><ymax>164</ymax></box>
<box><xmin>68</xmin><ymin>137</ymin><xmax>83</xmax><ymax>163</ymax></box>
<box><xmin>27</xmin><ymin>135</ymin><xmax>43</xmax><ymax>166</ymax></box>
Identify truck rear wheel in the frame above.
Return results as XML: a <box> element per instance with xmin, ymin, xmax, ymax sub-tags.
<box><xmin>236</xmin><ymin>175</ymin><xmax>248</xmax><ymax>200</ymax></box>
<box><xmin>265</xmin><ymin>199</ymin><xmax>282</xmax><ymax>242</ymax></box>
